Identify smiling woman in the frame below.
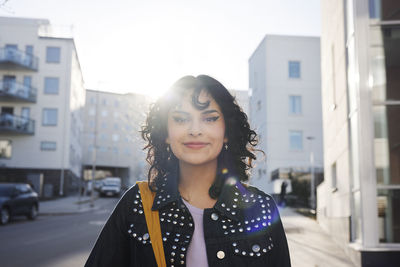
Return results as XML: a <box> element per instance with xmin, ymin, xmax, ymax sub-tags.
<box><xmin>85</xmin><ymin>75</ymin><xmax>291</xmax><ymax>267</ymax></box>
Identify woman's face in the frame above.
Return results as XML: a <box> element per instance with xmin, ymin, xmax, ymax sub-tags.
<box><xmin>166</xmin><ymin>89</ymin><xmax>227</xmax><ymax>166</ymax></box>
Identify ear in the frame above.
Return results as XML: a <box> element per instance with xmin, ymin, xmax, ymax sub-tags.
<box><xmin>166</xmin><ymin>137</ymin><xmax>170</xmax><ymax>144</ymax></box>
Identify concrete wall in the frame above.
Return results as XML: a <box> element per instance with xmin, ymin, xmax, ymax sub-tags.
<box><xmin>249</xmin><ymin>35</ymin><xmax>323</xmax><ymax>194</ymax></box>
<box><xmin>0</xmin><ymin>17</ymin><xmax>85</xmax><ymax>179</ymax></box>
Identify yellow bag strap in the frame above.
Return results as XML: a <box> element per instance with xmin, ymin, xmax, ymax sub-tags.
<box><xmin>136</xmin><ymin>181</ymin><xmax>166</xmax><ymax>267</ymax></box>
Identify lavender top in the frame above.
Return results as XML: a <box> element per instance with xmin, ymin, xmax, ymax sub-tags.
<box><xmin>182</xmin><ymin>198</ymin><xmax>209</xmax><ymax>267</ymax></box>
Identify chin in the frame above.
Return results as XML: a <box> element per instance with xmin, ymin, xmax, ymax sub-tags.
<box><xmin>179</xmin><ymin>156</ymin><xmax>217</xmax><ymax>166</ymax></box>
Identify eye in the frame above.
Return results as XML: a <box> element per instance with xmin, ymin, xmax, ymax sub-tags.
<box><xmin>172</xmin><ymin>116</ymin><xmax>188</xmax><ymax>123</ymax></box>
<box><xmin>204</xmin><ymin>116</ymin><xmax>219</xmax><ymax>122</ymax></box>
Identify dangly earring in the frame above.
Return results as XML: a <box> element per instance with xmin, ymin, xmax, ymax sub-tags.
<box><xmin>224</xmin><ymin>143</ymin><xmax>228</xmax><ymax>151</ymax></box>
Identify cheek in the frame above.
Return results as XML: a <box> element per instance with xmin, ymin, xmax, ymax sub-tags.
<box><xmin>167</xmin><ymin>124</ymin><xmax>184</xmax><ymax>144</ymax></box>
<box><xmin>212</xmin><ymin>122</ymin><xmax>226</xmax><ymax>143</ymax></box>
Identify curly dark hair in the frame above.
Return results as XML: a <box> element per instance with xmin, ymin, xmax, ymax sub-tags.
<box><xmin>141</xmin><ymin>75</ymin><xmax>262</xmax><ymax>198</ymax></box>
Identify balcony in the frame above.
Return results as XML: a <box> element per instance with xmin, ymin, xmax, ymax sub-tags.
<box><xmin>0</xmin><ymin>113</ymin><xmax>35</xmax><ymax>135</ymax></box>
<box><xmin>0</xmin><ymin>80</ymin><xmax>37</xmax><ymax>103</ymax></box>
<box><xmin>0</xmin><ymin>47</ymin><xmax>38</xmax><ymax>71</ymax></box>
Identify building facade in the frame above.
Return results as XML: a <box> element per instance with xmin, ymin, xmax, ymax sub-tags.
<box><xmin>248</xmin><ymin>35</ymin><xmax>323</xmax><ymax>199</ymax></box>
<box><xmin>83</xmin><ymin>90</ymin><xmax>150</xmax><ymax>188</ymax></box>
<box><xmin>0</xmin><ymin>17</ymin><xmax>85</xmax><ymax>198</ymax></box>
<box><xmin>318</xmin><ymin>0</ymin><xmax>400</xmax><ymax>266</ymax></box>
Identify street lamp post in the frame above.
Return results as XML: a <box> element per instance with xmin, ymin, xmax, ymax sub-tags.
<box><xmin>90</xmin><ymin>91</ymin><xmax>99</xmax><ymax>208</ymax></box>
<box><xmin>306</xmin><ymin>136</ymin><xmax>316</xmax><ymax>210</ymax></box>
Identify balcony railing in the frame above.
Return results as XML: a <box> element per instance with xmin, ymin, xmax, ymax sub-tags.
<box><xmin>0</xmin><ymin>47</ymin><xmax>38</xmax><ymax>71</ymax></box>
<box><xmin>0</xmin><ymin>113</ymin><xmax>35</xmax><ymax>135</ymax></box>
<box><xmin>0</xmin><ymin>80</ymin><xmax>37</xmax><ymax>103</ymax></box>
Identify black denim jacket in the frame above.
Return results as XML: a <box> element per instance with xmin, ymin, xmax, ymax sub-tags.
<box><xmin>85</xmin><ymin>175</ymin><xmax>291</xmax><ymax>267</ymax></box>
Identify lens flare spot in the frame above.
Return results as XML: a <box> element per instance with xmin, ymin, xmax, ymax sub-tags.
<box><xmin>226</xmin><ymin>177</ymin><xmax>236</xmax><ymax>186</ymax></box>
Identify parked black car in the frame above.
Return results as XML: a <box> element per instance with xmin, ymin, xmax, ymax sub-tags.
<box><xmin>0</xmin><ymin>183</ymin><xmax>39</xmax><ymax>225</ymax></box>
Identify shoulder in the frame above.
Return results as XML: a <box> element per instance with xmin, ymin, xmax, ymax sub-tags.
<box><xmin>236</xmin><ymin>182</ymin><xmax>280</xmax><ymax>221</ymax></box>
<box><xmin>240</xmin><ymin>182</ymin><xmax>276</xmax><ymax>203</ymax></box>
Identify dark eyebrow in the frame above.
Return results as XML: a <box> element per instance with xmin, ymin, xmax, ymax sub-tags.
<box><xmin>202</xmin><ymin>109</ymin><xmax>219</xmax><ymax>115</ymax></box>
<box><xmin>171</xmin><ymin>110</ymin><xmax>219</xmax><ymax>115</ymax></box>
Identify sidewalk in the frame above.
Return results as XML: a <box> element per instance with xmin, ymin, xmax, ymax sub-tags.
<box><xmin>279</xmin><ymin>206</ymin><xmax>356</xmax><ymax>267</ymax></box>
<box><xmin>38</xmin><ymin>193</ymin><xmax>116</xmax><ymax>216</ymax></box>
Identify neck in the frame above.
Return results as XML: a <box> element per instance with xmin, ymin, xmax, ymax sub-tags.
<box><xmin>178</xmin><ymin>160</ymin><xmax>218</xmax><ymax>209</ymax></box>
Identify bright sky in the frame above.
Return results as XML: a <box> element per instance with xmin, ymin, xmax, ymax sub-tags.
<box><xmin>1</xmin><ymin>0</ymin><xmax>320</xmax><ymax>97</ymax></box>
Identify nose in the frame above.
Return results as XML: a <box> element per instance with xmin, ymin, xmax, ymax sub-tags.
<box><xmin>188</xmin><ymin>118</ymin><xmax>202</xmax><ymax>136</ymax></box>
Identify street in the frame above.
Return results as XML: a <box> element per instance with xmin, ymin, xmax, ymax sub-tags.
<box><xmin>0</xmin><ymin>198</ymin><xmax>118</xmax><ymax>267</ymax></box>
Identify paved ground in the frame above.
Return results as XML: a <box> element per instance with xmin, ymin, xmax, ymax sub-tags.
<box><xmin>39</xmin><ymin>192</ymin><xmax>117</xmax><ymax>215</ymax></box>
<box><xmin>279</xmin><ymin>206</ymin><xmax>356</xmax><ymax>267</ymax></box>
<box><xmin>2</xmin><ymin>192</ymin><xmax>357</xmax><ymax>267</ymax></box>
<box><xmin>1</xmin><ymin>198</ymin><xmax>119</xmax><ymax>267</ymax></box>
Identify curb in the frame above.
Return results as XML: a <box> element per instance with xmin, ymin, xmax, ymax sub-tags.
<box><xmin>39</xmin><ymin>206</ymin><xmax>101</xmax><ymax>216</ymax></box>
<box><xmin>38</xmin><ymin>200</ymin><xmax>108</xmax><ymax>216</ymax></box>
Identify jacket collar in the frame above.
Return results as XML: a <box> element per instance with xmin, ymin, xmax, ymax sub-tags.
<box><xmin>151</xmin><ymin>169</ymin><xmax>252</xmax><ymax>223</ymax></box>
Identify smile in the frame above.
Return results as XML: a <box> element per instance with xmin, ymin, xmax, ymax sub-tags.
<box><xmin>183</xmin><ymin>142</ymin><xmax>208</xmax><ymax>149</ymax></box>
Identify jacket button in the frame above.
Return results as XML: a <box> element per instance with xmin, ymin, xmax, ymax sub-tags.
<box><xmin>142</xmin><ymin>233</ymin><xmax>149</xmax><ymax>240</ymax></box>
<box><xmin>211</xmin><ymin>213</ymin><xmax>219</xmax><ymax>221</ymax></box>
<box><xmin>217</xmin><ymin>250</ymin><xmax>225</xmax><ymax>259</ymax></box>
<box><xmin>252</xmin><ymin>244</ymin><xmax>260</xmax><ymax>253</ymax></box>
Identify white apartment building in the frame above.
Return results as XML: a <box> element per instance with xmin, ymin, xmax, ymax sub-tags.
<box><xmin>83</xmin><ymin>90</ymin><xmax>150</xmax><ymax>187</ymax></box>
<box><xmin>318</xmin><ymin>0</ymin><xmax>400</xmax><ymax>266</ymax></box>
<box><xmin>248</xmin><ymin>35</ymin><xmax>323</xmax><ymax>200</ymax></box>
<box><xmin>0</xmin><ymin>17</ymin><xmax>85</xmax><ymax>198</ymax></box>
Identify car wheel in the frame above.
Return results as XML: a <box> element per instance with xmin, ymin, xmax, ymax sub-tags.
<box><xmin>1</xmin><ymin>208</ymin><xmax>10</xmax><ymax>225</ymax></box>
<box><xmin>27</xmin><ymin>205</ymin><xmax>38</xmax><ymax>220</ymax></box>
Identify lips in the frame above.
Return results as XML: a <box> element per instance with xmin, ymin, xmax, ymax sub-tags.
<box><xmin>183</xmin><ymin>142</ymin><xmax>208</xmax><ymax>149</ymax></box>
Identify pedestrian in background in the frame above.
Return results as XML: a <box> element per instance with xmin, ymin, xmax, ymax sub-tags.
<box><xmin>85</xmin><ymin>75</ymin><xmax>291</xmax><ymax>266</ymax></box>
<box><xmin>280</xmin><ymin>181</ymin><xmax>288</xmax><ymax>207</ymax></box>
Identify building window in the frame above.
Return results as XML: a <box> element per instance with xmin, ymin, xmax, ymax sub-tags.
<box><xmin>42</xmin><ymin>108</ymin><xmax>58</xmax><ymax>126</ymax></box>
<box><xmin>90</xmin><ymin>97</ymin><xmax>96</xmax><ymax>105</ymax></box>
<box><xmin>99</xmin><ymin>146</ymin><xmax>107</xmax><ymax>152</ymax></box>
<box><xmin>101</xmin><ymin>122</ymin><xmax>107</xmax><ymax>129</ymax></box>
<box><xmin>125</xmin><ymin>124</ymin><xmax>133</xmax><ymax>131</ymax></box>
<box><xmin>100</xmin><ymin>133</ymin><xmax>107</xmax><ymax>140</ymax></box>
<box><xmin>88</xmin><ymin>144</ymin><xmax>94</xmax><ymax>152</ymax></box>
<box><xmin>41</xmin><ymin>141</ymin><xmax>56</xmax><ymax>151</ymax></box>
<box><xmin>89</xmin><ymin>120</ymin><xmax>95</xmax><ymax>128</ymax></box>
<box><xmin>124</xmin><ymin>148</ymin><xmax>131</xmax><ymax>155</ymax></box>
<box><xmin>289</xmin><ymin>61</ymin><xmax>301</xmax><ymax>78</ymax></box>
<box><xmin>331</xmin><ymin>162</ymin><xmax>338</xmax><ymax>191</ymax></box>
<box><xmin>114</xmin><ymin>100</ymin><xmax>119</xmax><ymax>107</ymax></box>
<box><xmin>113</xmin><ymin>147</ymin><xmax>118</xmax><ymax>154</ymax></box>
<box><xmin>101</xmin><ymin>110</ymin><xmax>108</xmax><ymax>117</ymax></box>
<box><xmin>44</xmin><ymin>77</ymin><xmax>59</xmax><ymax>94</ymax></box>
<box><xmin>46</xmin><ymin>47</ymin><xmax>61</xmax><ymax>63</ymax></box>
<box><xmin>114</xmin><ymin>123</ymin><xmax>119</xmax><ymax>130</ymax></box>
<box><xmin>112</xmin><ymin>134</ymin><xmax>119</xmax><ymax>142</ymax></box>
<box><xmin>289</xmin><ymin>95</ymin><xmax>302</xmax><ymax>114</ymax></box>
<box><xmin>257</xmin><ymin>100</ymin><xmax>261</xmax><ymax>111</ymax></box>
<box><xmin>25</xmin><ymin>45</ymin><xmax>33</xmax><ymax>55</ymax></box>
<box><xmin>23</xmin><ymin>76</ymin><xmax>32</xmax><ymax>88</ymax></box>
<box><xmin>289</xmin><ymin>130</ymin><xmax>303</xmax><ymax>150</ymax></box>
<box><xmin>0</xmin><ymin>140</ymin><xmax>12</xmax><ymax>159</ymax></box>
<box><xmin>102</xmin><ymin>99</ymin><xmax>107</xmax><ymax>106</ymax></box>
<box><xmin>369</xmin><ymin>0</ymin><xmax>381</xmax><ymax>19</ymax></box>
